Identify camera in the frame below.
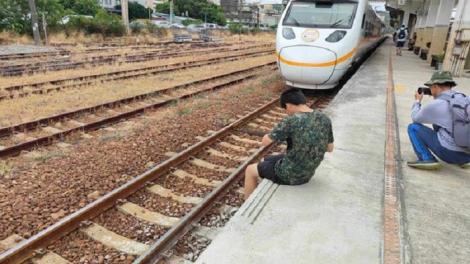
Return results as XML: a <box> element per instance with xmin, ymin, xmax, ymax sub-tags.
<box><xmin>418</xmin><ymin>87</ymin><xmax>432</xmax><ymax>95</ymax></box>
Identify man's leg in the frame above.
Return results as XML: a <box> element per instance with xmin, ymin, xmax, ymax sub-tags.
<box><xmin>407</xmin><ymin>123</ymin><xmax>442</xmax><ymax>169</ymax></box>
<box><xmin>408</xmin><ymin>123</ymin><xmax>437</xmax><ymax>161</ymax></box>
<box><xmin>244</xmin><ymin>163</ymin><xmax>260</xmax><ymax>200</ymax></box>
<box><xmin>408</xmin><ymin>123</ymin><xmax>470</xmax><ymax>165</ymax></box>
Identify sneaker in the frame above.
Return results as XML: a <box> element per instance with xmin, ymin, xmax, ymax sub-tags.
<box><xmin>407</xmin><ymin>160</ymin><xmax>442</xmax><ymax>170</ymax></box>
<box><xmin>459</xmin><ymin>163</ymin><xmax>470</xmax><ymax>169</ymax></box>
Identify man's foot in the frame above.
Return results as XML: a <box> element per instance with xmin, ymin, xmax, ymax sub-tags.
<box><xmin>459</xmin><ymin>163</ymin><xmax>470</xmax><ymax>169</ymax></box>
<box><xmin>407</xmin><ymin>160</ymin><xmax>442</xmax><ymax>170</ymax></box>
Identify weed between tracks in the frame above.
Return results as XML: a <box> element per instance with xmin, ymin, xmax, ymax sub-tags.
<box><xmin>0</xmin><ymin>45</ymin><xmax>273</xmax><ymax>88</ymax></box>
<box><xmin>0</xmin><ymin>55</ymin><xmax>275</xmax><ymax>127</ymax></box>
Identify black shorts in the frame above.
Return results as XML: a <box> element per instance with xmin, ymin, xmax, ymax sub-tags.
<box><xmin>396</xmin><ymin>41</ymin><xmax>405</xmax><ymax>48</ymax></box>
<box><xmin>257</xmin><ymin>154</ymin><xmax>285</xmax><ymax>184</ymax></box>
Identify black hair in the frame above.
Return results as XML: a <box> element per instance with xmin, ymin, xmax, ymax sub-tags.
<box><xmin>280</xmin><ymin>89</ymin><xmax>307</xmax><ymax>108</ymax></box>
<box><xmin>437</xmin><ymin>82</ymin><xmax>456</xmax><ymax>88</ymax></box>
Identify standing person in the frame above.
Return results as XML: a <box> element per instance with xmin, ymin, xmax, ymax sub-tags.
<box><xmin>407</xmin><ymin>71</ymin><xmax>470</xmax><ymax>170</ymax></box>
<box><xmin>244</xmin><ymin>89</ymin><xmax>334</xmax><ymax>199</ymax></box>
<box><xmin>396</xmin><ymin>25</ymin><xmax>408</xmax><ymax>56</ymax></box>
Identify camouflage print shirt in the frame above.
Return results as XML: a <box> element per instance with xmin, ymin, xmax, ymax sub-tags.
<box><xmin>269</xmin><ymin>110</ymin><xmax>334</xmax><ymax>185</ymax></box>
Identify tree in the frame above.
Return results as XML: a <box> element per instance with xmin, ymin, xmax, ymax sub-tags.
<box><xmin>0</xmin><ymin>0</ymin><xmax>30</xmax><ymax>34</ymax></box>
<box><xmin>156</xmin><ymin>0</ymin><xmax>226</xmax><ymax>25</ymax></box>
<box><xmin>37</xmin><ymin>0</ymin><xmax>67</xmax><ymax>29</ymax></box>
<box><xmin>59</xmin><ymin>0</ymin><xmax>101</xmax><ymax>16</ymax></box>
<box><xmin>0</xmin><ymin>0</ymin><xmax>66</xmax><ymax>34</ymax></box>
<box><xmin>115</xmin><ymin>2</ymin><xmax>151</xmax><ymax>20</ymax></box>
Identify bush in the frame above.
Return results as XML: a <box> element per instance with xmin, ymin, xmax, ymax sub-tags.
<box><xmin>182</xmin><ymin>19</ymin><xmax>203</xmax><ymax>26</ymax></box>
<box><xmin>66</xmin><ymin>10</ymin><xmax>124</xmax><ymax>37</ymax></box>
<box><xmin>144</xmin><ymin>21</ymin><xmax>167</xmax><ymax>37</ymax></box>
<box><xmin>130</xmin><ymin>21</ymin><xmax>144</xmax><ymax>34</ymax></box>
<box><xmin>229</xmin><ymin>23</ymin><xmax>248</xmax><ymax>34</ymax></box>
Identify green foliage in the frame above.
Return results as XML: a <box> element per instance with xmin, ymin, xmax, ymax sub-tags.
<box><xmin>156</xmin><ymin>2</ymin><xmax>170</xmax><ymax>13</ymax></box>
<box><xmin>116</xmin><ymin>2</ymin><xmax>151</xmax><ymax>20</ymax></box>
<box><xmin>229</xmin><ymin>23</ymin><xmax>248</xmax><ymax>34</ymax></box>
<box><xmin>38</xmin><ymin>0</ymin><xmax>68</xmax><ymax>30</ymax></box>
<box><xmin>0</xmin><ymin>0</ymin><xmax>30</xmax><ymax>34</ymax></box>
<box><xmin>182</xmin><ymin>19</ymin><xmax>203</xmax><ymax>26</ymax></box>
<box><xmin>59</xmin><ymin>0</ymin><xmax>101</xmax><ymax>16</ymax></box>
<box><xmin>144</xmin><ymin>21</ymin><xmax>168</xmax><ymax>37</ymax></box>
<box><xmin>156</xmin><ymin>0</ymin><xmax>226</xmax><ymax>26</ymax></box>
<box><xmin>130</xmin><ymin>21</ymin><xmax>144</xmax><ymax>33</ymax></box>
<box><xmin>66</xmin><ymin>10</ymin><xmax>124</xmax><ymax>36</ymax></box>
<box><xmin>0</xmin><ymin>0</ymin><xmax>67</xmax><ymax>34</ymax></box>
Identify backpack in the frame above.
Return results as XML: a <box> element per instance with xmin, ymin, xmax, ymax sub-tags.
<box><xmin>398</xmin><ymin>29</ymin><xmax>406</xmax><ymax>40</ymax></box>
<box><xmin>442</xmin><ymin>93</ymin><xmax>470</xmax><ymax>150</ymax></box>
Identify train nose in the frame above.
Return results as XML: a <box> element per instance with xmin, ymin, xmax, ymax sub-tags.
<box><xmin>278</xmin><ymin>46</ymin><xmax>336</xmax><ymax>84</ymax></box>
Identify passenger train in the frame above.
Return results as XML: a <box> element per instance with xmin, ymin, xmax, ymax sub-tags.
<box><xmin>276</xmin><ymin>0</ymin><xmax>386</xmax><ymax>89</ymax></box>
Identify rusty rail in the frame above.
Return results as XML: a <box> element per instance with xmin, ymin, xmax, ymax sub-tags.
<box><xmin>0</xmin><ymin>49</ymin><xmax>274</xmax><ymax>100</ymax></box>
<box><xmin>0</xmin><ymin>98</ymin><xmax>280</xmax><ymax>264</ymax></box>
<box><xmin>0</xmin><ymin>44</ymin><xmax>272</xmax><ymax>77</ymax></box>
<box><xmin>0</xmin><ymin>62</ymin><xmax>276</xmax><ymax>158</ymax></box>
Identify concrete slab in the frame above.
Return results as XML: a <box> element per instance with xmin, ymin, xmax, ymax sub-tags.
<box><xmin>392</xmin><ymin>49</ymin><xmax>470</xmax><ymax>264</ymax></box>
<box><xmin>197</xmin><ymin>42</ymin><xmax>390</xmax><ymax>264</ymax></box>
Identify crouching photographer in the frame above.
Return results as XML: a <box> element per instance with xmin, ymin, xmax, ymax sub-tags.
<box><xmin>408</xmin><ymin>71</ymin><xmax>470</xmax><ymax>170</ymax></box>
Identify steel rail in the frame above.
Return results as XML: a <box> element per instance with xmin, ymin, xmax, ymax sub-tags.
<box><xmin>0</xmin><ymin>51</ymin><xmax>273</xmax><ymax>101</ymax></box>
<box><xmin>0</xmin><ymin>44</ymin><xmax>272</xmax><ymax>77</ymax></box>
<box><xmin>134</xmin><ymin>143</ymin><xmax>274</xmax><ymax>264</ymax></box>
<box><xmin>1</xmin><ymin>49</ymin><xmax>274</xmax><ymax>96</ymax></box>
<box><xmin>134</xmin><ymin>96</ymin><xmax>332</xmax><ymax>264</ymax></box>
<box><xmin>0</xmin><ymin>62</ymin><xmax>276</xmax><ymax>138</ymax></box>
<box><xmin>0</xmin><ymin>63</ymin><xmax>276</xmax><ymax>158</ymax></box>
<box><xmin>0</xmin><ymin>98</ymin><xmax>280</xmax><ymax>264</ymax></box>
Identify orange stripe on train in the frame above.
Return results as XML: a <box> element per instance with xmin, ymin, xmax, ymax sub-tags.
<box><xmin>277</xmin><ymin>48</ymin><xmax>357</xmax><ymax>68</ymax></box>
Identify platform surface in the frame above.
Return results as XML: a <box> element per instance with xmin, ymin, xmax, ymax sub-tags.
<box><xmin>196</xmin><ymin>41</ymin><xmax>470</xmax><ymax>264</ymax></box>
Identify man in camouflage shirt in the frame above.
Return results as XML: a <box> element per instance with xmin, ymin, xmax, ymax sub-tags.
<box><xmin>244</xmin><ymin>89</ymin><xmax>334</xmax><ymax>199</ymax></box>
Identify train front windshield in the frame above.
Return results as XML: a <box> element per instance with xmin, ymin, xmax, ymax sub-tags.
<box><xmin>283</xmin><ymin>1</ymin><xmax>357</xmax><ymax>29</ymax></box>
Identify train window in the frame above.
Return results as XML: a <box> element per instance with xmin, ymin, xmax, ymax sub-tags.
<box><xmin>283</xmin><ymin>1</ymin><xmax>358</xmax><ymax>29</ymax></box>
<box><xmin>361</xmin><ymin>14</ymin><xmax>365</xmax><ymax>29</ymax></box>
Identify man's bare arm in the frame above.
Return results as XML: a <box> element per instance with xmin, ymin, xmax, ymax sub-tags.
<box><xmin>262</xmin><ymin>134</ymin><xmax>274</xmax><ymax>146</ymax></box>
<box><xmin>327</xmin><ymin>143</ymin><xmax>334</xmax><ymax>153</ymax></box>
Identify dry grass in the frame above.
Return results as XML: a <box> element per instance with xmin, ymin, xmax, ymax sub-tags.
<box><xmin>0</xmin><ymin>32</ymin><xmax>32</xmax><ymax>45</ymax></box>
<box><xmin>0</xmin><ymin>44</ymin><xmax>273</xmax><ymax>88</ymax></box>
<box><xmin>222</xmin><ymin>32</ymin><xmax>276</xmax><ymax>43</ymax></box>
<box><xmin>0</xmin><ymin>55</ymin><xmax>276</xmax><ymax>127</ymax></box>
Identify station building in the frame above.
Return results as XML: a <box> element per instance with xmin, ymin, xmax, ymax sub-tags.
<box><xmin>387</xmin><ymin>0</ymin><xmax>470</xmax><ymax>77</ymax></box>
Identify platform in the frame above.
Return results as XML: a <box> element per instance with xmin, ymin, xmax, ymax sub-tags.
<box><xmin>196</xmin><ymin>40</ymin><xmax>470</xmax><ymax>264</ymax></box>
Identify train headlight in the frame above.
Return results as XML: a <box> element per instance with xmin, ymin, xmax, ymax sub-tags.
<box><xmin>282</xmin><ymin>28</ymin><xmax>296</xmax><ymax>40</ymax></box>
<box><xmin>326</xmin><ymin>30</ymin><xmax>347</xmax><ymax>43</ymax></box>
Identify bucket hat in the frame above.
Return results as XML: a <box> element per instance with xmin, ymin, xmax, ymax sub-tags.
<box><xmin>424</xmin><ymin>71</ymin><xmax>457</xmax><ymax>87</ymax></box>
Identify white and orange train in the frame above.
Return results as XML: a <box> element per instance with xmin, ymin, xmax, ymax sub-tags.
<box><xmin>276</xmin><ymin>0</ymin><xmax>386</xmax><ymax>89</ymax></box>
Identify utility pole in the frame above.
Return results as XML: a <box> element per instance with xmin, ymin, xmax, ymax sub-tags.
<box><xmin>169</xmin><ymin>0</ymin><xmax>174</xmax><ymax>25</ymax></box>
<box><xmin>121</xmin><ymin>0</ymin><xmax>130</xmax><ymax>34</ymax></box>
<box><xmin>28</xmin><ymin>0</ymin><xmax>41</xmax><ymax>45</ymax></box>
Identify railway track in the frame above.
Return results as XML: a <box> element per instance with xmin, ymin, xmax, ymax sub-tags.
<box><xmin>0</xmin><ymin>43</ymin><xmax>272</xmax><ymax>77</ymax></box>
<box><xmin>0</xmin><ymin>48</ymin><xmax>274</xmax><ymax>100</ymax></box>
<box><xmin>0</xmin><ymin>61</ymin><xmax>277</xmax><ymax>158</ymax></box>
<box><xmin>0</xmin><ymin>93</ymin><xmax>334</xmax><ymax>263</ymax></box>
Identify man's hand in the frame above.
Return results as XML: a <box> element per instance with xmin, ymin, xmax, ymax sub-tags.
<box><xmin>262</xmin><ymin>134</ymin><xmax>274</xmax><ymax>146</ymax></box>
<box><xmin>415</xmin><ymin>91</ymin><xmax>423</xmax><ymax>103</ymax></box>
<box><xmin>327</xmin><ymin>143</ymin><xmax>334</xmax><ymax>153</ymax></box>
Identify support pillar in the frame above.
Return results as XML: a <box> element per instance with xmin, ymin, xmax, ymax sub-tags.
<box><xmin>415</xmin><ymin>15</ymin><xmax>425</xmax><ymax>49</ymax></box>
<box><xmin>402</xmin><ymin>10</ymin><xmax>411</xmax><ymax>28</ymax></box>
<box><xmin>423</xmin><ymin>0</ymin><xmax>440</xmax><ymax>53</ymax></box>
<box><xmin>443</xmin><ymin>0</ymin><xmax>470</xmax><ymax>76</ymax></box>
<box><xmin>428</xmin><ymin>0</ymin><xmax>454</xmax><ymax>63</ymax></box>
